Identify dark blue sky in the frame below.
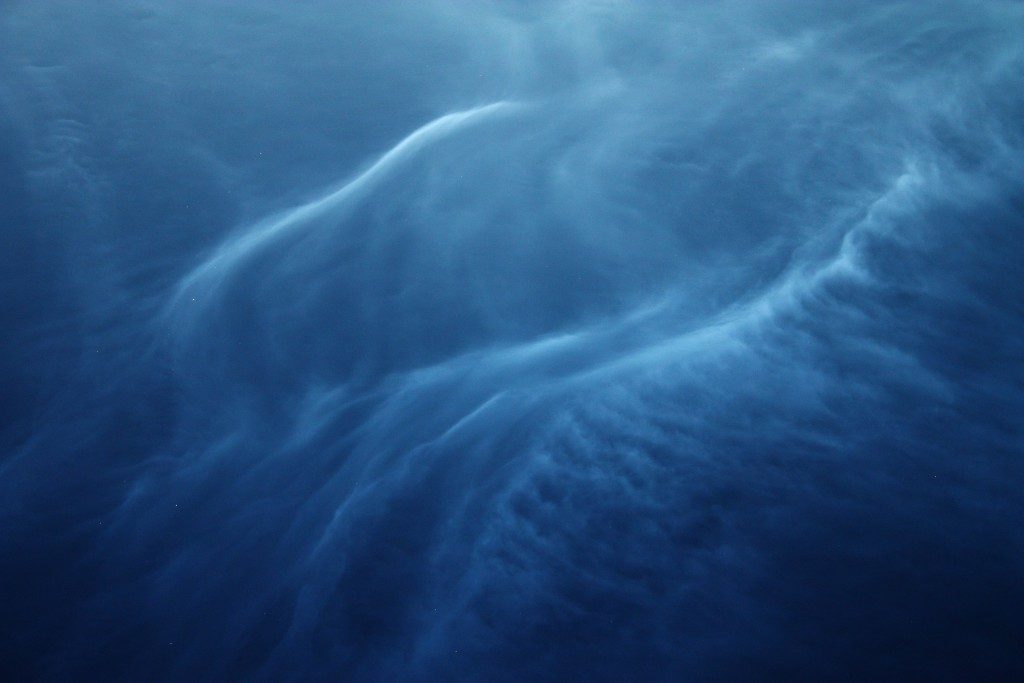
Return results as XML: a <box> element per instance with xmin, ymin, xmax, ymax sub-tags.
<box><xmin>2</xmin><ymin>2</ymin><xmax>1023</xmax><ymax>680</ymax></box>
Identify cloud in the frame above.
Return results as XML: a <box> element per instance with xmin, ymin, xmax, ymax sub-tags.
<box><xmin>1</xmin><ymin>1</ymin><xmax>1023</xmax><ymax>680</ymax></box>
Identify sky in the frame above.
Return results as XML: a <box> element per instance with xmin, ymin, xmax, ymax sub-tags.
<box><xmin>1</xmin><ymin>1</ymin><xmax>1023</xmax><ymax>680</ymax></box>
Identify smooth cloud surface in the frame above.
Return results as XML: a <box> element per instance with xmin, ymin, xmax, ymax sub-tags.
<box><xmin>2</xmin><ymin>1</ymin><xmax>1023</xmax><ymax>681</ymax></box>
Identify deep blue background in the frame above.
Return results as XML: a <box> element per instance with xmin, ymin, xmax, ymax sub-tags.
<box><xmin>2</xmin><ymin>2</ymin><xmax>1023</xmax><ymax>680</ymax></box>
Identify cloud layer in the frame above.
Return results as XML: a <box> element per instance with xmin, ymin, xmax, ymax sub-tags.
<box><xmin>2</xmin><ymin>1</ymin><xmax>1023</xmax><ymax>680</ymax></box>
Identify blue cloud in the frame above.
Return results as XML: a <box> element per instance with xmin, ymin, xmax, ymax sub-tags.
<box><xmin>2</xmin><ymin>1</ymin><xmax>1023</xmax><ymax>680</ymax></box>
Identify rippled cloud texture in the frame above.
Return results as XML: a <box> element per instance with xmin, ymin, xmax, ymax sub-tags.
<box><xmin>2</xmin><ymin>1</ymin><xmax>1023</xmax><ymax>680</ymax></box>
